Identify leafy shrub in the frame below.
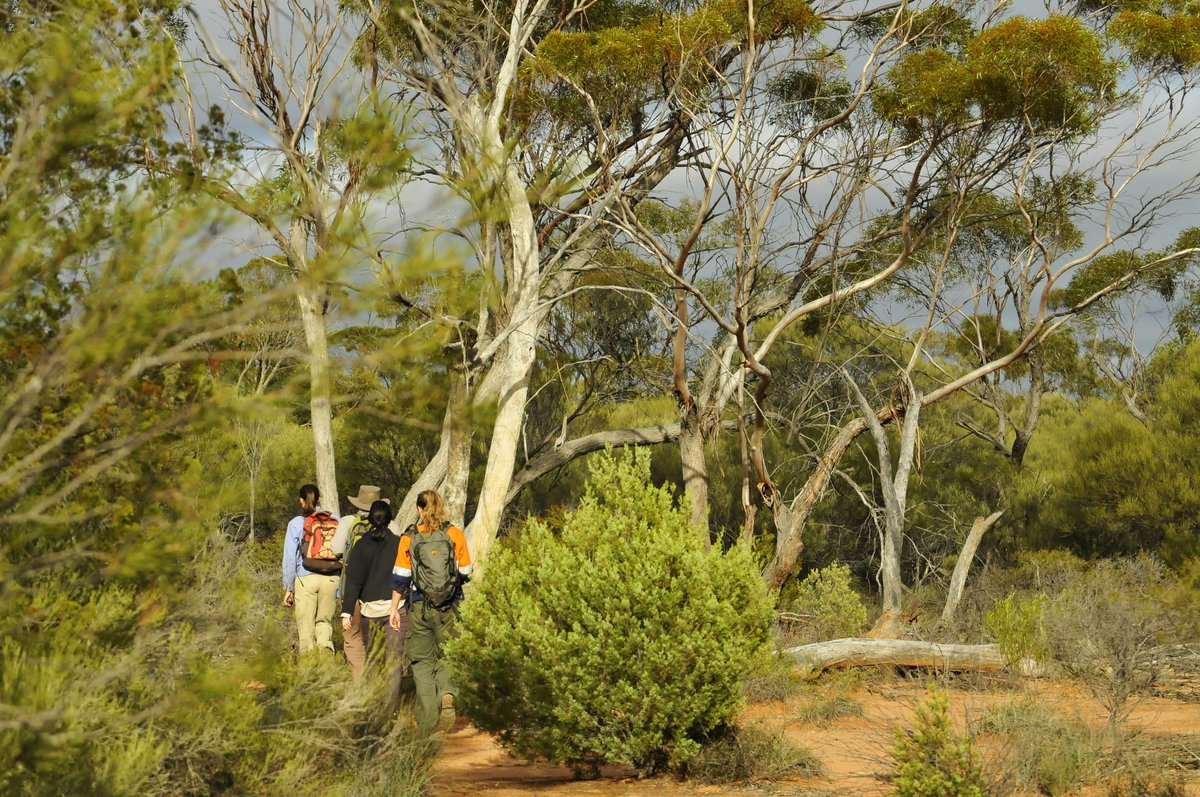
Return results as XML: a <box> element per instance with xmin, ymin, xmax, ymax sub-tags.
<box><xmin>984</xmin><ymin>592</ymin><xmax>1049</xmax><ymax>667</ymax></box>
<box><xmin>780</xmin><ymin>562</ymin><xmax>868</xmax><ymax>644</ymax></box>
<box><xmin>0</xmin><ymin>539</ymin><xmax>434</xmax><ymax>797</ymax></box>
<box><xmin>683</xmin><ymin>722</ymin><xmax>822</xmax><ymax>784</ymax></box>
<box><xmin>1041</xmin><ymin>557</ymin><xmax>1184</xmax><ymax>738</ymax></box>
<box><xmin>448</xmin><ymin>449</ymin><xmax>774</xmax><ymax>776</ymax></box>
<box><xmin>982</xmin><ymin>700</ymin><xmax>1100</xmax><ymax>796</ymax></box>
<box><xmin>891</xmin><ymin>687</ymin><xmax>989</xmax><ymax>797</ymax></box>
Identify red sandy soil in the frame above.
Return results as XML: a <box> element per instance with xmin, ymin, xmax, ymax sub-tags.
<box><xmin>432</xmin><ymin>678</ymin><xmax>1200</xmax><ymax>797</ymax></box>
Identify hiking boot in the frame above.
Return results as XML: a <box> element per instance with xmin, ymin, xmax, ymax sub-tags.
<box><xmin>435</xmin><ymin>692</ymin><xmax>456</xmax><ymax>733</ymax></box>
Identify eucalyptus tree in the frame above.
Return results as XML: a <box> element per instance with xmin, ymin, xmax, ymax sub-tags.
<box><xmin>184</xmin><ymin>0</ymin><xmax>416</xmax><ymax>514</ymax></box>
<box><xmin>338</xmin><ymin>0</ymin><xmax>839</xmax><ymax>563</ymax></box>
<box><xmin>600</xmin><ymin>0</ymin><xmax>1200</xmax><ymax>592</ymax></box>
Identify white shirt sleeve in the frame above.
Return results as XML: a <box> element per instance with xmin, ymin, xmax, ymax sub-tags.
<box><xmin>330</xmin><ymin>514</ymin><xmax>355</xmax><ymax>557</ymax></box>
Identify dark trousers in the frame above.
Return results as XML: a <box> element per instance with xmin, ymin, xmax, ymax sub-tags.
<box><xmin>360</xmin><ymin>612</ymin><xmax>406</xmax><ymax>711</ymax></box>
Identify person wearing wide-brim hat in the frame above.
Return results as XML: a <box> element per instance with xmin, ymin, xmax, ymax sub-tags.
<box><xmin>332</xmin><ymin>485</ymin><xmax>400</xmax><ymax>677</ymax></box>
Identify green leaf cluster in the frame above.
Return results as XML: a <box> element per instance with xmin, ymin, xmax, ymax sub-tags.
<box><xmin>448</xmin><ymin>448</ymin><xmax>774</xmax><ymax>776</ymax></box>
<box><xmin>876</xmin><ymin>15</ymin><xmax>1116</xmax><ymax>136</ymax></box>
<box><xmin>516</xmin><ymin>0</ymin><xmax>821</xmax><ymax>132</ymax></box>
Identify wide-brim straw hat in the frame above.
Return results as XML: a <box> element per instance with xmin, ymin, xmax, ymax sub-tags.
<box><xmin>348</xmin><ymin>485</ymin><xmax>390</xmax><ymax>512</ymax></box>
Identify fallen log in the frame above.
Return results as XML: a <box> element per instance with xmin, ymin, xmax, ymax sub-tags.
<box><xmin>783</xmin><ymin>638</ymin><xmax>1041</xmax><ymax>675</ymax></box>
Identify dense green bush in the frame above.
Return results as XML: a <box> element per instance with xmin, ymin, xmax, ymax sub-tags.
<box><xmin>1</xmin><ymin>536</ymin><xmax>434</xmax><ymax>797</ymax></box>
<box><xmin>891</xmin><ymin>687</ymin><xmax>989</xmax><ymax>797</ymax></box>
<box><xmin>779</xmin><ymin>562</ymin><xmax>869</xmax><ymax>644</ymax></box>
<box><xmin>448</xmin><ymin>449</ymin><xmax>774</xmax><ymax>775</ymax></box>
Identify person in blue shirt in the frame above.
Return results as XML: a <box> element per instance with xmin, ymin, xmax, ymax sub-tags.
<box><xmin>281</xmin><ymin>483</ymin><xmax>340</xmax><ymax>654</ymax></box>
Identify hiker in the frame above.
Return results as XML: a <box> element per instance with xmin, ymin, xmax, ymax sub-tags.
<box><xmin>332</xmin><ymin>485</ymin><xmax>399</xmax><ymax>677</ymax></box>
<box><xmin>389</xmin><ymin>489</ymin><xmax>472</xmax><ymax>733</ymax></box>
<box><xmin>281</xmin><ymin>483</ymin><xmax>341</xmax><ymax>654</ymax></box>
<box><xmin>340</xmin><ymin>499</ymin><xmax>406</xmax><ymax>709</ymax></box>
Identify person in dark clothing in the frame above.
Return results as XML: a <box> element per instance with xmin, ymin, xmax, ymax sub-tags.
<box><xmin>340</xmin><ymin>500</ymin><xmax>406</xmax><ymax>708</ymax></box>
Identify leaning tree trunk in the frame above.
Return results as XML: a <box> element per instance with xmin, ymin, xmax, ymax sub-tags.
<box><xmin>761</xmin><ymin>417</ymin><xmax>869</xmax><ymax>590</ymax></box>
<box><xmin>294</xmin><ymin>276</ymin><xmax>339</xmax><ymax>516</ymax></box>
<box><xmin>941</xmin><ymin>510</ymin><xmax>1004</xmax><ymax>623</ymax></box>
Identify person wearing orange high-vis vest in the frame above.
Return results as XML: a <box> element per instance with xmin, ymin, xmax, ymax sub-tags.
<box><xmin>389</xmin><ymin>489</ymin><xmax>472</xmax><ymax>733</ymax></box>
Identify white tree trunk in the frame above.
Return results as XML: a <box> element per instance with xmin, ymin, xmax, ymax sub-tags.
<box><xmin>465</xmin><ymin>163</ymin><xmax>541</xmax><ymax>568</ymax></box>
<box><xmin>942</xmin><ymin>510</ymin><xmax>1004</xmax><ymax>623</ymax></box>
<box><xmin>846</xmin><ymin>371</ymin><xmax>921</xmax><ymax>620</ymax></box>
<box><xmin>784</xmin><ymin>638</ymin><xmax>1040</xmax><ymax>674</ymax></box>
<box><xmin>679</xmin><ymin>404</ymin><xmax>710</xmax><ymax>534</ymax></box>
<box><xmin>295</xmin><ymin>279</ymin><xmax>339</xmax><ymax>516</ymax></box>
<box><xmin>442</xmin><ymin>367</ymin><xmax>472</xmax><ymax>524</ymax></box>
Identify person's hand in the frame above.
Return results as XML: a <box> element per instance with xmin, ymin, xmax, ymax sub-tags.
<box><xmin>341</xmin><ymin>615</ymin><xmax>352</xmax><ymax>632</ymax></box>
<box><xmin>283</xmin><ymin>590</ymin><xmax>294</xmax><ymax>608</ymax></box>
<box><xmin>389</xmin><ymin>608</ymin><xmax>402</xmax><ymax>631</ymax></box>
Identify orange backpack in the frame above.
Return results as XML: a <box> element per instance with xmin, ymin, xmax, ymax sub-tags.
<box><xmin>301</xmin><ymin>512</ymin><xmax>342</xmax><ymax>574</ymax></box>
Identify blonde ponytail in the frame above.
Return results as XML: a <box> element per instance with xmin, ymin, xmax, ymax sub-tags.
<box><xmin>416</xmin><ymin>490</ymin><xmax>447</xmax><ymax>530</ymax></box>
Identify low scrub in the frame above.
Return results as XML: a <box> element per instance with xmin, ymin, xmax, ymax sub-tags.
<box><xmin>683</xmin><ymin>722</ymin><xmax>822</xmax><ymax>784</ymax></box>
<box><xmin>795</xmin><ymin>694</ymin><xmax>864</xmax><ymax>725</ymax></box>
<box><xmin>982</xmin><ymin>699</ymin><xmax>1101</xmax><ymax>796</ymax></box>
<box><xmin>742</xmin><ymin>650</ymin><xmax>806</xmax><ymax>703</ymax></box>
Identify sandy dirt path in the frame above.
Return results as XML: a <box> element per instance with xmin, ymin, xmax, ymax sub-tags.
<box><xmin>432</xmin><ymin>680</ymin><xmax>1200</xmax><ymax>797</ymax></box>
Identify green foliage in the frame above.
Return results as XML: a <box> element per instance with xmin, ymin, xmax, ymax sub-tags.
<box><xmin>515</xmin><ymin>0</ymin><xmax>821</xmax><ymax>132</ymax></box>
<box><xmin>0</xmin><ymin>2</ymin><xmax>437</xmax><ymax>793</ymax></box>
<box><xmin>781</xmin><ymin>562</ymin><xmax>869</xmax><ymax>643</ymax></box>
<box><xmin>1112</xmin><ymin>9</ymin><xmax>1200</xmax><ymax>69</ymax></box>
<box><xmin>768</xmin><ymin>69</ymin><xmax>853</xmax><ymax>127</ymax></box>
<box><xmin>877</xmin><ymin>15</ymin><xmax>1116</xmax><ymax>135</ymax></box>
<box><xmin>1018</xmin><ymin>343</ymin><xmax>1200</xmax><ymax>562</ymax></box>
<box><xmin>891</xmin><ymin>687</ymin><xmax>989</xmax><ymax>797</ymax></box>
<box><xmin>984</xmin><ymin>593</ymin><xmax>1049</xmax><ymax>667</ymax></box>
<box><xmin>682</xmin><ymin>722</ymin><xmax>823</xmax><ymax>784</ymax></box>
<box><xmin>982</xmin><ymin>700</ymin><xmax>1101</xmax><ymax>795</ymax></box>
<box><xmin>741</xmin><ymin>649</ymin><xmax>807</xmax><ymax>702</ymax></box>
<box><xmin>968</xmin><ymin>16</ymin><xmax>1115</xmax><ymax>131</ymax></box>
<box><xmin>448</xmin><ymin>449</ymin><xmax>774</xmax><ymax>776</ymax></box>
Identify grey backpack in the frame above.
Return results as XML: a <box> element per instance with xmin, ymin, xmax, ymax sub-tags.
<box><xmin>409</xmin><ymin>522</ymin><xmax>459</xmax><ymax>609</ymax></box>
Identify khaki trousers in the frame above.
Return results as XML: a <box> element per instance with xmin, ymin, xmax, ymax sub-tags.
<box><xmin>406</xmin><ymin>600</ymin><xmax>457</xmax><ymax>732</ymax></box>
<box><xmin>294</xmin><ymin>573</ymin><xmax>338</xmax><ymax>654</ymax></box>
